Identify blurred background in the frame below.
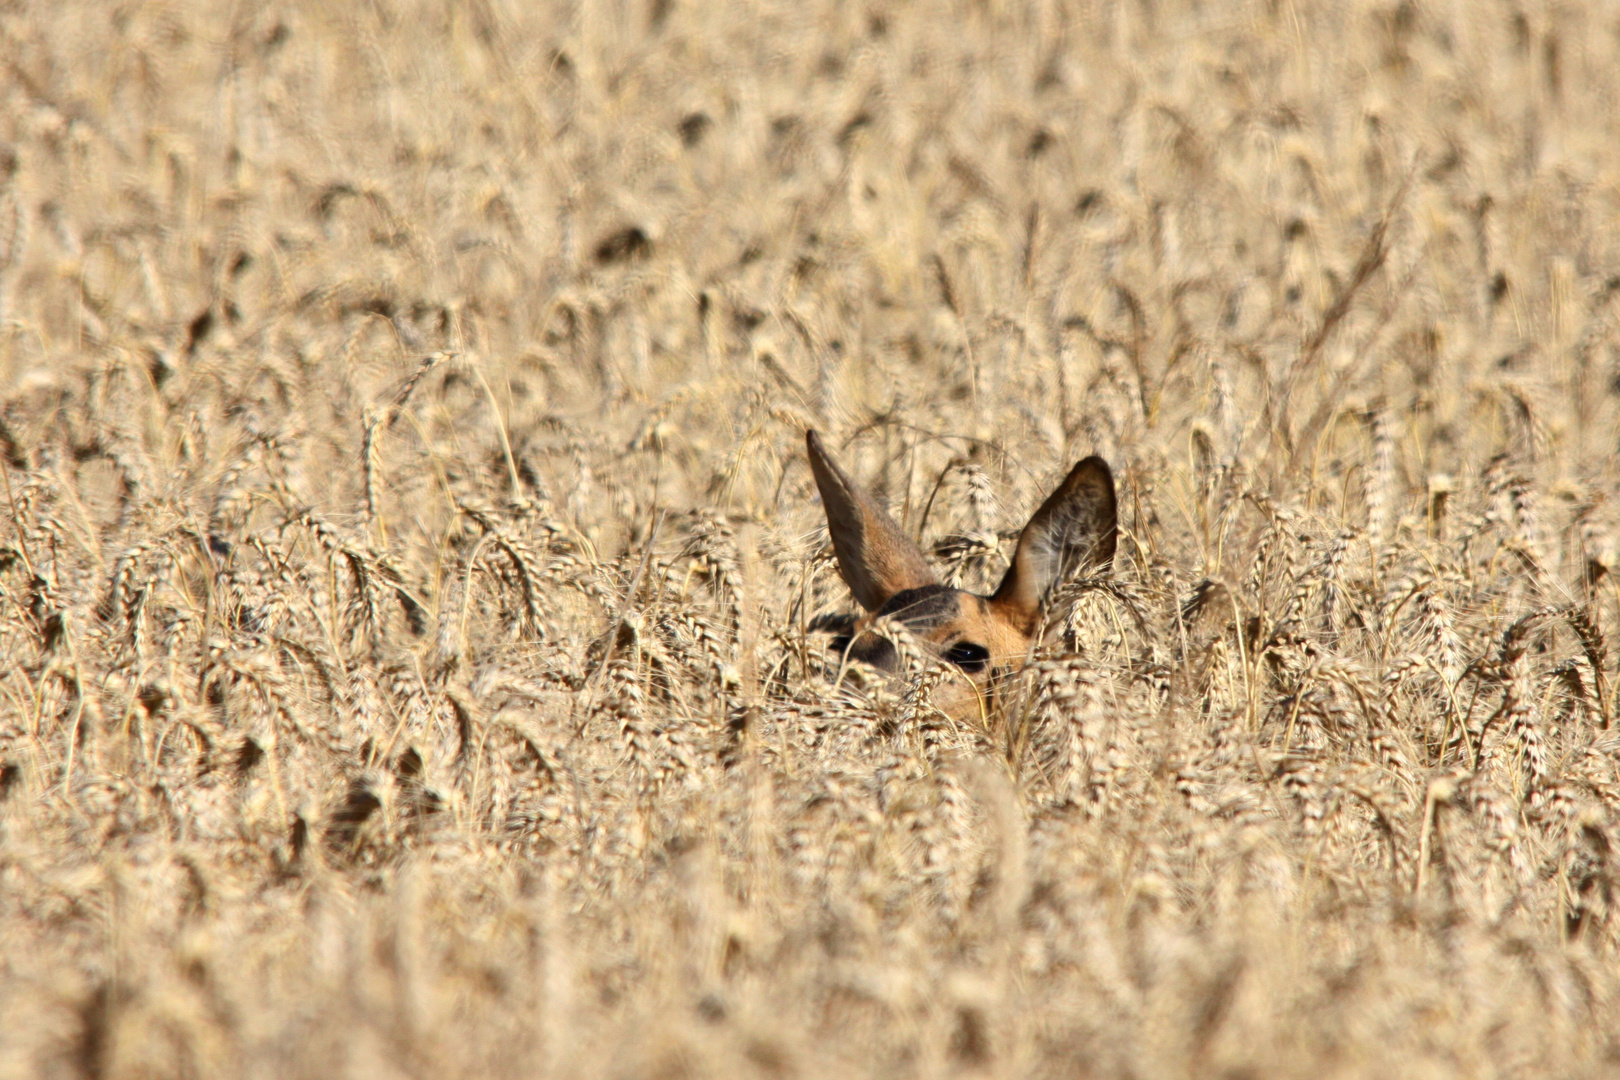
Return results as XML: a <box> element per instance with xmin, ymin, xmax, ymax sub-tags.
<box><xmin>2</xmin><ymin>1</ymin><xmax>1620</xmax><ymax>1077</ymax></box>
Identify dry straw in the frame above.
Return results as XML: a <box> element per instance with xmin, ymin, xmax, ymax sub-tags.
<box><xmin>2</xmin><ymin>0</ymin><xmax>1620</xmax><ymax>1076</ymax></box>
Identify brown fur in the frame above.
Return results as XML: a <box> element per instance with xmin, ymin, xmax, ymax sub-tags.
<box><xmin>807</xmin><ymin>430</ymin><xmax>1117</xmax><ymax>716</ymax></box>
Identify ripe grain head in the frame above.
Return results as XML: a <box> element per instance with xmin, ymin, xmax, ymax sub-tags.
<box><xmin>3</xmin><ymin>0</ymin><xmax>1620</xmax><ymax>1076</ymax></box>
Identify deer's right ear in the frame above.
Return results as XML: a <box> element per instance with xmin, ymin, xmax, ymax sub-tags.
<box><xmin>991</xmin><ymin>455</ymin><xmax>1117</xmax><ymax>630</ymax></box>
<box><xmin>806</xmin><ymin>430</ymin><xmax>937</xmax><ymax>611</ymax></box>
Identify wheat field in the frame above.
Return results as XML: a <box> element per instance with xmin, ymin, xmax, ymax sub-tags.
<box><xmin>2</xmin><ymin>0</ymin><xmax>1620</xmax><ymax>1076</ymax></box>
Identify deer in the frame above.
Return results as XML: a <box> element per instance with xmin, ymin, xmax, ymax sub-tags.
<box><xmin>805</xmin><ymin>429</ymin><xmax>1118</xmax><ymax>718</ymax></box>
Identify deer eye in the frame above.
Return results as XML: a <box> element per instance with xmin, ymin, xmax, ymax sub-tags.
<box><xmin>944</xmin><ymin>641</ymin><xmax>990</xmax><ymax>674</ymax></box>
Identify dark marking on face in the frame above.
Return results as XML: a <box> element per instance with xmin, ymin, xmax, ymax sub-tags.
<box><xmin>837</xmin><ymin>632</ymin><xmax>898</xmax><ymax>671</ymax></box>
<box><xmin>809</xmin><ymin>611</ymin><xmax>857</xmax><ymax>636</ymax></box>
<box><xmin>874</xmin><ymin>584</ymin><xmax>960</xmax><ymax>629</ymax></box>
<box><xmin>823</xmin><ymin>585</ymin><xmax>962</xmax><ymax>675</ymax></box>
<box><xmin>827</xmin><ymin>584</ymin><xmax>1006</xmax><ymax>679</ymax></box>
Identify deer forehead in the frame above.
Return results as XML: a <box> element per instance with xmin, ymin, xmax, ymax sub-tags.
<box><xmin>869</xmin><ymin>585</ymin><xmax>1034</xmax><ymax>666</ymax></box>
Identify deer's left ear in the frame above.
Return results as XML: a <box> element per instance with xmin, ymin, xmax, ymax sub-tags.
<box><xmin>991</xmin><ymin>456</ymin><xmax>1117</xmax><ymax>629</ymax></box>
<box><xmin>806</xmin><ymin>430</ymin><xmax>938</xmax><ymax>612</ymax></box>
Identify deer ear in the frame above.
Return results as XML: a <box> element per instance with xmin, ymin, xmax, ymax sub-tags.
<box><xmin>806</xmin><ymin>430</ymin><xmax>937</xmax><ymax>611</ymax></box>
<box><xmin>991</xmin><ymin>456</ymin><xmax>1117</xmax><ymax>628</ymax></box>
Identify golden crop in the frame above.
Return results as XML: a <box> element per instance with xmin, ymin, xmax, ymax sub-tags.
<box><xmin>2</xmin><ymin>1</ymin><xmax>1619</xmax><ymax>1076</ymax></box>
